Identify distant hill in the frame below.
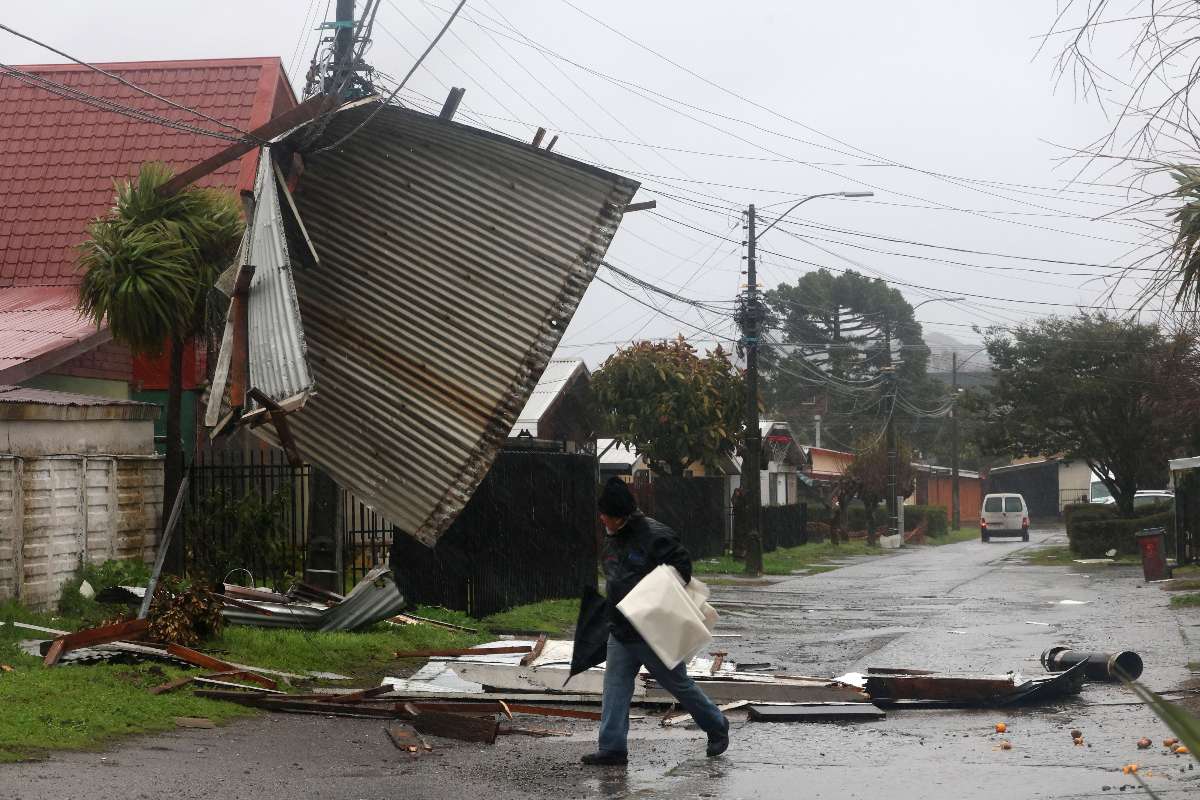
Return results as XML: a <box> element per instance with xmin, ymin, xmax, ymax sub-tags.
<box><xmin>924</xmin><ymin>331</ymin><xmax>990</xmax><ymax>373</ymax></box>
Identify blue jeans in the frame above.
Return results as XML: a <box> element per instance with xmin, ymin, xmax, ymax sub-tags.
<box><xmin>598</xmin><ymin>634</ymin><xmax>728</xmax><ymax>754</ymax></box>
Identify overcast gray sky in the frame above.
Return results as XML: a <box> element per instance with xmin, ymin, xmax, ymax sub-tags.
<box><xmin>4</xmin><ymin>1</ymin><xmax>1162</xmax><ymax>368</ymax></box>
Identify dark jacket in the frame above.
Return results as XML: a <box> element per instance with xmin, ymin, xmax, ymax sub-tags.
<box><xmin>602</xmin><ymin>513</ymin><xmax>693</xmax><ymax>643</ymax></box>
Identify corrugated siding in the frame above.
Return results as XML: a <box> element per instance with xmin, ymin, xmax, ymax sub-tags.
<box><xmin>247</xmin><ymin>148</ymin><xmax>314</xmax><ymax>401</ymax></box>
<box><xmin>275</xmin><ymin>104</ymin><xmax>637</xmax><ymax>546</ymax></box>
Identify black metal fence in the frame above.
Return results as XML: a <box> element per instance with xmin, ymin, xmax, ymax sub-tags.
<box><xmin>629</xmin><ymin>476</ymin><xmax>726</xmax><ymax>560</ymax></box>
<box><xmin>389</xmin><ymin>451</ymin><xmax>600</xmax><ymax>618</ymax></box>
<box><xmin>184</xmin><ymin>448</ymin><xmax>310</xmax><ymax>588</ymax></box>
<box><xmin>762</xmin><ymin>503</ymin><xmax>808</xmax><ymax>551</ymax></box>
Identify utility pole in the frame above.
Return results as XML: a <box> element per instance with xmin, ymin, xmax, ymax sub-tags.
<box><xmin>951</xmin><ymin>351</ymin><xmax>960</xmax><ymax>531</ymax></box>
<box><xmin>740</xmin><ymin>204</ymin><xmax>764</xmax><ymax>575</ymax></box>
<box><xmin>884</xmin><ymin>320</ymin><xmax>899</xmax><ymax>541</ymax></box>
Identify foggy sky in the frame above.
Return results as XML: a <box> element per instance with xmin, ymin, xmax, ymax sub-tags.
<box><xmin>2</xmin><ymin>1</ymin><xmax>1159</xmax><ymax>368</ymax></box>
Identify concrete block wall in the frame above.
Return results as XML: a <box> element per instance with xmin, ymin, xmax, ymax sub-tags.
<box><xmin>0</xmin><ymin>454</ymin><xmax>162</xmax><ymax>611</ymax></box>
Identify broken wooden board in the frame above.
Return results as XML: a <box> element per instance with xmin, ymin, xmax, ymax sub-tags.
<box><xmin>165</xmin><ymin>644</ymin><xmax>278</xmax><ymax>690</ymax></box>
<box><xmin>407</xmin><ymin>707</ymin><xmax>499</xmax><ymax>744</ymax></box>
<box><xmin>42</xmin><ymin>619</ymin><xmax>150</xmax><ymax>666</ymax></box>
<box><xmin>395</xmin><ymin>646</ymin><xmax>532</xmax><ymax>659</ymax></box>
<box><xmin>644</xmin><ymin>679</ymin><xmax>867</xmax><ymax>705</ymax></box>
<box><xmin>747</xmin><ymin>703</ymin><xmax>885</xmax><ymax>723</ymax></box>
<box><xmin>864</xmin><ymin>672</ymin><xmax>1016</xmax><ymax>703</ymax></box>
<box><xmin>385</xmin><ymin>723</ymin><xmax>427</xmax><ymax>753</ymax></box>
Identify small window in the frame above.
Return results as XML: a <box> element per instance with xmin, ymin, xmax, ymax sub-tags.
<box><xmin>1004</xmin><ymin>497</ymin><xmax>1023</xmax><ymax>513</ymax></box>
<box><xmin>984</xmin><ymin>497</ymin><xmax>1002</xmax><ymax>512</ymax></box>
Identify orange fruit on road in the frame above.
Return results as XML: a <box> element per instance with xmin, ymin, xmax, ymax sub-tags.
<box><xmin>995</xmin><ymin>722</ymin><xmax>1007</xmax><ymax>733</ymax></box>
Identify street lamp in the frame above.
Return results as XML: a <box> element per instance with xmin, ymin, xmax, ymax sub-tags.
<box><xmin>739</xmin><ymin>190</ymin><xmax>873</xmax><ymax>575</ymax></box>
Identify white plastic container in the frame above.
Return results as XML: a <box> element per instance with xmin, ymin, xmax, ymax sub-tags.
<box><xmin>616</xmin><ymin>564</ymin><xmax>716</xmax><ymax>669</ymax></box>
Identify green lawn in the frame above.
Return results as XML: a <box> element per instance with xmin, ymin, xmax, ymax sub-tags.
<box><xmin>1170</xmin><ymin>593</ymin><xmax>1200</xmax><ymax>608</ymax></box>
<box><xmin>1018</xmin><ymin>545</ymin><xmax>1140</xmax><ymax>566</ymax></box>
<box><xmin>929</xmin><ymin>527</ymin><xmax>982</xmax><ymax>545</ymax></box>
<box><xmin>0</xmin><ymin>597</ymin><xmax>578</xmax><ymax>762</ymax></box>
<box><xmin>693</xmin><ymin>540</ymin><xmax>882</xmax><ymax>576</ymax></box>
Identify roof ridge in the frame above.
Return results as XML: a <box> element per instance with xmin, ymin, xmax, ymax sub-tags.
<box><xmin>14</xmin><ymin>56</ymin><xmax>284</xmax><ymax>72</ymax></box>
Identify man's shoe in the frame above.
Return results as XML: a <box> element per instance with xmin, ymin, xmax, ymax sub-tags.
<box><xmin>581</xmin><ymin>751</ymin><xmax>628</xmax><ymax>766</ymax></box>
<box><xmin>706</xmin><ymin>720</ymin><xmax>730</xmax><ymax>757</ymax></box>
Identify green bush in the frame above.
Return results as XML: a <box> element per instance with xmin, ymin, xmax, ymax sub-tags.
<box><xmin>1067</xmin><ymin>510</ymin><xmax>1174</xmax><ymax>557</ymax></box>
<box><xmin>58</xmin><ymin>558</ymin><xmax>152</xmax><ymax>621</ymax></box>
<box><xmin>905</xmin><ymin>505</ymin><xmax>949</xmax><ymax>537</ymax></box>
<box><xmin>1063</xmin><ymin>502</ymin><xmax>1116</xmax><ymax>529</ymax></box>
<box><xmin>184</xmin><ymin>486</ymin><xmax>297</xmax><ymax>591</ymax></box>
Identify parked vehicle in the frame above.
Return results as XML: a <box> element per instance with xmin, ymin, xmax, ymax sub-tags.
<box><xmin>981</xmin><ymin>493</ymin><xmax>1029</xmax><ymax>542</ymax></box>
<box><xmin>1100</xmin><ymin>490</ymin><xmax>1174</xmax><ymax>510</ymax></box>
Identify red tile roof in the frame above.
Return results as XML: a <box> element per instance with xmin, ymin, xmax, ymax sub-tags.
<box><xmin>0</xmin><ymin>286</ymin><xmax>109</xmax><ymax>383</ymax></box>
<box><xmin>0</xmin><ymin>57</ymin><xmax>295</xmax><ymax>288</ymax></box>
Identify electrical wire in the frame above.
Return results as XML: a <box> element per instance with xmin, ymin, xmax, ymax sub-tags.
<box><xmin>312</xmin><ymin>0</ymin><xmax>467</xmax><ymax>155</ymax></box>
<box><xmin>0</xmin><ymin>23</ymin><xmax>253</xmax><ymax>137</ymax></box>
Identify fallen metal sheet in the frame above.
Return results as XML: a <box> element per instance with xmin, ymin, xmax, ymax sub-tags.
<box><xmin>219</xmin><ymin>566</ymin><xmax>405</xmax><ymax>631</ymax></box>
<box><xmin>262</xmin><ymin>103</ymin><xmax>638</xmax><ymax>546</ymax></box>
<box><xmin>245</xmin><ymin>147</ymin><xmax>315</xmax><ymax>404</ymax></box>
<box><xmin>644</xmin><ymin>678</ymin><xmax>868</xmax><ymax>705</ymax></box>
<box><xmin>747</xmin><ymin>703</ymin><xmax>885</xmax><ymax>722</ymax></box>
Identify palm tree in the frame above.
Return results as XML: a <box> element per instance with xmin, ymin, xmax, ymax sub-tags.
<box><xmin>78</xmin><ymin>162</ymin><xmax>244</xmax><ymax>565</ymax></box>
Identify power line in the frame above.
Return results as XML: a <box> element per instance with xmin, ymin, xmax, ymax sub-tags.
<box><xmin>0</xmin><ymin>23</ymin><xmax>253</xmax><ymax>138</ymax></box>
<box><xmin>313</xmin><ymin>0</ymin><xmax>467</xmax><ymax>155</ymax></box>
<box><xmin>0</xmin><ymin>64</ymin><xmax>246</xmax><ymax>142</ymax></box>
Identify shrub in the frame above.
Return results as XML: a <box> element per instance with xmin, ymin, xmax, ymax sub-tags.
<box><xmin>184</xmin><ymin>486</ymin><xmax>296</xmax><ymax>591</ymax></box>
<box><xmin>1063</xmin><ymin>502</ymin><xmax>1116</xmax><ymax>529</ymax></box>
<box><xmin>58</xmin><ymin>558</ymin><xmax>152</xmax><ymax>621</ymax></box>
<box><xmin>807</xmin><ymin>522</ymin><xmax>831</xmax><ymax>542</ymax></box>
<box><xmin>1067</xmin><ymin>510</ymin><xmax>1174</xmax><ymax>557</ymax></box>
<box><xmin>905</xmin><ymin>505</ymin><xmax>949</xmax><ymax>537</ymax></box>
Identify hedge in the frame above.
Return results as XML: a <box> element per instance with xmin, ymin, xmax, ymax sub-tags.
<box><xmin>905</xmin><ymin>505</ymin><xmax>949</xmax><ymax>537</ymax></box>
<box><xmin>1063</xmin><ymin>502</ymin><xmax>1117</xmax><ymax>529</ymax></box>
<box><xmin>1067</xmin><ymin>510</ymin><xmax>1174</xmax><ymax>557</ymax></box>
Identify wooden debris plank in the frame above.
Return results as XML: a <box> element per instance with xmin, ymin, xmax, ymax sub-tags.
<box><xmin>328</xmin><ymin>685</ymin><xmax>394</xmax><ymax>704</ymax></box>
<box><xmin>710</xmin><ymin>652</ymin><xmax>727</xmax><ymax>676</ymax></box>
<box><xmin>149</xmin><ymin>676</ymin><xmax>194</xmax><ymax>695</ymax></box>
<box><xmin>192</xmin><ymin>677</ymin><xmax>287</xmax><ymax>695</ymax></box>
<box><xmin>388</xmin><ymin>613</ymin><xmax>478</xmax><ymax>634</ymax></box>
<box><xmin>43</xmin><ymin>618</ymin><xmax>150</xmax><ymax>666</ymax></box>
<box><xmin>196</xmin><ymin>691</ymin><xmax>404</xmax><ymax>718</ymax></box>
<box><xmin>863</xmin><ymin>673</ymin><xmax>1016</xmax><ymax>703</ymax></box>
<box><xmin>212</xmin><ymin>592</ymin><xmax>274</xmax><ymax>616</ymax></box>
<box><xmin>174</xmin><ymin>717</ymin><xmax>217</xmax><ymax>729</ymax></box>
<box><xmin>644</xmin><ymin>680</ymin><xmax>866</xmax><ymax>705</ymax></box>
<box><xmin>747</xmin><ymin>703</ymin><xmax>885</xmax><ymax>722</ymax></box>
<box><xmin>385</xmin><ymin>723</ymin><xmax>424</xmax><ymax>753</ymax></box>
<box><xmin>222</xmin><ymin>584</ymin><xmax>289</xmax><ymax>604</ymax></box>
<box><xmin>393</xmin><ymin>645</ymin><xmax>532</xmax><ymax>659</ymax></box>
<box><xmin>165</xmin><ymin>644</ymin><xmax>277</xmax><ymax>690</ymax></box>
<box><xmin>499</xmin><ymin>725</ymin><xmax>571</xmax><ymax>737</ymax></box>
<box><xmin>662</xmin><ymin>700</ymin><xmax>749</xmax><ymax>727</ymax></box>
<box><xmin>506</xmin><ymin>704</ymin><xmax>601</xmax><ymax>721</ymax></box>
<box><xmin>408</xmin><ymin>708</ymin><xmax>499</xmax><ymax>745</ymax></box>
<box><xmin>520</xmin><ymin>634</ymin><xmax>548</xmax><ymax>667</ymax></box>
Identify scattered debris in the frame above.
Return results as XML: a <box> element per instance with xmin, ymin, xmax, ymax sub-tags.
<box><xmin>864</xmin><ymin>663</ymin><xmax>1087</xmax><ymax>707</ymax></box>
<box><xmin>995</xmin><ymin>722</ymin><xmax>1008</xmax><ymax>733</ymax></box>
<box><xmin>999</xmin><ymin>740</ymin><xmax>1013</xmax><ymax>751</ymax></box>
<box><xmin>385</xmin><ymin>723</ymin><xmax>429</xmax><ymax>753</ymax></box>
<box><xmin>42</xmin><ymin>618</ymin><xmax>150</xmax><ymax>666</ymax></box>
<box><xmin>149</xmin><ymin>676</ymin><xmax>194</xmax><ymax>695</ymax></box>
<box><xmin>0</xmin><ymin>664</ymin><xmax>13</xmax><ymax>673</ymax></box>
<box><xmin>1174</xmin><ymin>745</ymin><xmax>1190</xmax><ymax>755</ymax></box>
<box><xmin>1165</xmin><ymin>737</ymin><xmax>1179</xmax><ymax>747</ymax></box>
<box><xmin>174</xmin><ymin>717</ymin><xmax>216</xmax><ymax>729</ymax></box>
<box><xmin>218</xmin><ymin>567</ymin><xmax>405</xmax><ymax>631</ymax></box>
<box><xmin>747</xmin><ymin>703</ymin><xmax>885</xmax><ymax>722</ymax></box>
<box><xmin>1122</xmin><ymin>764</ymin><xmax>1139</xmax><ymax>775</ymax></box>
<box><xmin>395</xmin><ymin>645</ymin><xmax>533</xmax><ymax>659</ymax></box>
<box><xmin>1138</xmin><ymin>738</ymin><xmax>1153</xmax><ymax>749</ymax></box>
<box><xmin>1040</xmin><ymin>646</ymin><xmax>1144</xmax><ymax>681</ymax></box>
<box><xmin>499</xmin><ymin>725</ymin><xmax>570</xmax><ymax>737</ymax></box>
<box><xmin>388</xmin><ymin>612</ymin><xmax>477</xmax><ymax>634</ymax></box>
<box><xmin>164</xmin><ymin>644</ymin><xmax>277</xmax><ymax>689</ymax></box>
<box><xmin>405</xmin><ymin>704</ymin><xmax>499</xmax><ymax>744</ymax></box>
<box><xmin>519</xmin><ymin>634</ymin><xmax>548</xmax><ymax>667</ymax></box>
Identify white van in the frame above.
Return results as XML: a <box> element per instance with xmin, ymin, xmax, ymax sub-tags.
<box><xmin>980</xmin><ymin>493</ymin><xmax>1029</xmax><ymax>542</ymax></box>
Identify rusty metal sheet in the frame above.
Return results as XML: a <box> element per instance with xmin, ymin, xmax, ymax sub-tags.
<box><xmin>263</xmin><ymin>103</ymin><xmax>636</xmax><ymax>546</ymax></box>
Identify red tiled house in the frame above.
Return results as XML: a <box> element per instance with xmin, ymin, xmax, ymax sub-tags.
<box><xmin>0</xmin><ymin>58</ymin><xmax>296</xmax><ymax>450</ymax></box>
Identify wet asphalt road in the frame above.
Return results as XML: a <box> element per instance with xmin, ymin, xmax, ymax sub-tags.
<box><xmin>1</xmin><ymin>526</ymin><xmax>1197</xmax><ymax>799</ymax></box>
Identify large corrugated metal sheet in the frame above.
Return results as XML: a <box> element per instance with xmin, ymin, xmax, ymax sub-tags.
<box><xmin>264</xmin><ymin>103</ymin><xmax>636</xmax><ymax>546</ymax></box>
<box><xmin>246</xmin><ymin>148</ymin><xmax>314</xmax><ymax>402</ymax></box>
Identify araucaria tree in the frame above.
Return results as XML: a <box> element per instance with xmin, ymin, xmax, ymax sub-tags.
<box><xmin>974</xmin><ymin>314</ymin><xmax>1200</xmax><ymax>515</ymax></box>
<box><xmin>78</xmin><ymin>163</ymin><xmax>244</xmax><ymax>538</ymax></box>
<box><xmin>592</xmin><ymin>338</ymin><xmax>745</xmax><ymax>475</ymax></box>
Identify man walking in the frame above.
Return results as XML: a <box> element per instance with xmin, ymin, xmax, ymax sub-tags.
<box><xmin>581</xmin><ymin>477</ymin><xmax>730</xmax><ymax>766</ymax></box>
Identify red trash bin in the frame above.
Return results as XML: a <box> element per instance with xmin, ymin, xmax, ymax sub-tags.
<box><xmin>1135</xmin><ymin>527</ymin><xmax>1171</xmax><ymax>582</ymax></box>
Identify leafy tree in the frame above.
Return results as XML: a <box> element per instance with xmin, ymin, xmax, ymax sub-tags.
<box><xmin>833</xmin><ymin>435</ymin><xmax>915</xmax><ymax>545</ymax></box>
<box><xmin>762</xmin><ymin>268</ymin><xmax>943</xmax><ymax>456</ymax></box>
<box><xmin>78</xmin><ymin>163</ymin><xmax>244</xmax><ymax>552</ymax></box>
<box><xmin>972</xmin><ymin>314</ymin><xmax>1200</xmax><ymax>515</ymax></box>
<box><xmin>592</xmin><ymin>338</ymin><xmax>745</xmax><ymax>476</ymax></box>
